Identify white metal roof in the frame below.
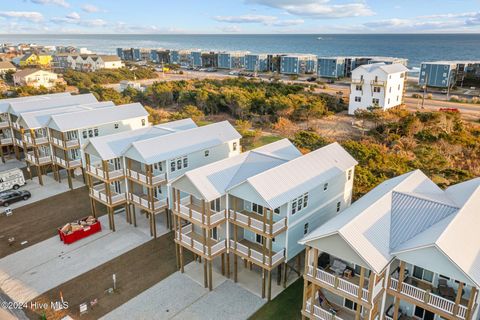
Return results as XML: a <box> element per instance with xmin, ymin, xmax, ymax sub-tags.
<box><xmin>355</xmin><ymin>62</ymin><xmax>408</xmax><ymax>74</ymax></box>
<box><xmin>301</xmin><ymin>170</ymin><xmax>480</xmax><ymax>287</ymax></box>
<box><xmin>123</xmin><ymin>121</ymin><xmax>241</xmax><ymax>165</ymax></box>
<box><xmin>0</xmin><ymin>92</ymin><xmax>71</xmax><ymax>113</ymax></box>
<box><xmin>17</xmin><ymin>101</ymin><xmax>114</xmax><ymax>129</ymax></box>
<box><xmin>47</xmin><ymin>103</ymin><xmax>148</xmax><ymax>132</ymax></box>
<box><xmin>83</xmin><ymin>119</ymin><xmax>197</xmax><ymax>160</ymax></box>
<box><xmin>7</xmin><ymin>94</ymin><xmax>98</xmax><ymax>116</ymax></box>
<box><xmin>231</xmin><ymin>142</ymin><xmax>358</xmax><ymax>209</ymax></box>
<box><xmin>173</xmin><ymin>139</ymin><xmax>301</xmax><ymax>201</ymax></box>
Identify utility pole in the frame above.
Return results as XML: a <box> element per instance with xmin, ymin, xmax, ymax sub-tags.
<box><xmin>421</xmin><ymin>73</ymin><xmax>428</xmax><ymax>109</ymax></box>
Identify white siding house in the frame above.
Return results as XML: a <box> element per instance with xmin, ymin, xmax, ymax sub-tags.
<box><xmin>171</xmin><ymin>141</ymin><xmax>357</xmax><ymax>300</ymax></box>
<box><xmin>348</xmin><ymin>63</ymin><xmax>408</xmax><ymax>115</ymax></box>
<box><xmin>300</xmin><ymin>170</ymin><xmax>480</xmax><ymax>320</ymax></box>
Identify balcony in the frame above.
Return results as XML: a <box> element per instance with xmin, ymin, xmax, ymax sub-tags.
<box><xmin>371</xmin><ymin>80</ymin><xmax>386</xmax><ymax>86</ymax></box>
<box><xmin>126</xmin><ymin>169</ymin><xmax>167</xmax><ymax>186</ymax></box>
<box><xmin>0</xmin><ymin>137</ymin><xmax>13</xmax><ymax>145</ymax></box>
<box><xmin>229</xmin><ymin>239</ymin><xmax>285</xmax><ymax>269</ymax></box>
<box><xmin>24</xmin><ymin>135</ymin><xmax>49</xmax><ymax>145</ymax></box>
<box><xmin>87</xmin><ymin>164</ymin><xmax>124</xmax><ymax>181</ymax></box>
<box><xmin>0</xmin><ymin>121</ymin><xmax>9</xmax><ymax>129</ymax></box>
<box><xmin>53</xmin><ymin>156</ymin><xmax>82</xmax><ymax>168</ymax></box>
<box><xmin>25</xmin><ymin>152</ymin><xmax>52</xmax><ymax>165</ymax></box>
<box><xmin>388</xmin><ymin>278</ymin><xmax>468</xmax><ymax>319</ymax></box>
<box><xmin>306</xmin><ymin>266</ymin><xmax>369</xmax><ymax>302</ymax></box>
<box><xmin>351</xmin><ymin>79</ymin><xmax>364</xmax><ymax>85</ymax></box>
<box><xmin>13</xmin><ymin>137</ymin><xmax>23</xmax><ymax>146</ymax></box>
<box><xmin>176</xmin><ymin>224</ymin><xmax>226</xmax><ymax>258</ymax></box>
<box><xmin>128</xmin><ymin>193</ymin><xmax>167</xmax><ymax>212</ymax></box>
<box><xmin>228</xmin><ymin>209</ymin><xmax>287</xmax><ymax>236</ymax></box>
<box><xmin>174</xmin><ymin>197</ymin><xmax>226</xmax><ymax>227</ymax></box>
<box><xmin>304</xmin><ymin>299</ymin><xmax>354</xmax><ymax>320</ymax></box>
<box><xmin>11</xmin><ymin>122</ymin><xmax>21</xmax><ymax>130</ymax></box>
<box><xmin>90</xmin><ymin>184</ymin><xmax>126</xmax><ymax>206</ymax></box>
<box><xmin>51</xmin><ymin>136</ymin><xmax>79</xmax><ymax>149</ymax></box>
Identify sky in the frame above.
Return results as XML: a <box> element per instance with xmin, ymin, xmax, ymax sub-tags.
<box><xmin>1</xmin><ymin>0</ymin><xmax>480</xmax><ymax>34</ymax></box>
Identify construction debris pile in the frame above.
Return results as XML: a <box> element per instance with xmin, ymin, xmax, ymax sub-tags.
<box><xmin>60</xmin><ymin>216</ymin><xmax>98</xmax><ymax>235</ymax></box>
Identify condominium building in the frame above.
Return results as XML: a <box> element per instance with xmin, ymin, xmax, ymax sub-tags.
<box><xmin>171</xmin><ymin>141</ymin><xmax>357</xmax><ymax>300</ymax></box>
<box><xmin>201</xmin><ymin>52</ymin><xmax>218</xmax><ymax>68</ymax></box>
<box><xmin>15</xmin><ymin>101</ymin><xmax>114</xmax><ymax>185</ymax></box>
<box><xmin>300</xmin><ymin>170</ymin><xmax>480</xmax><ymax>320</ymax></box>
<box><xmin>150</xmin><ymin>49</ymin><xmax>171</xmax><ymax>64</ymax></box>
<box><xmin>46</xmin><ymin>103</ymin><xmax>149</xmax><ymax>189</ymax></box>
<box><xmin>217</xmin><ymin>51</ymin><xmax>249</xmax><ymax>69</ymax></box>
<box><xmin>419</xmin><ymin>61</ymin><xmax>480</xmax><ymax>89</ymax></box>
<box><xmin>280</xmin><ymin>54</ymin><xmax>318</xmax><ymax>75</ymax></box>
<box><xmin>83</xmin><ymin>120</ymin><xmax>241</xmax><ymax>234</ymax></box>
<box><xmin>190</xmin><ymin>51</ymin><xmax>202</xmax><ymax>67</ymax></box>
<box><xmin>53</xmin><ymin>54</ymin><xmax>123</xmax><ymax>72</ymax></box>
<box><xmin>318</xmin><ymin>57</ymin><xmax>346</xmax><ymax>79</ymax></box>
<box><xmin>348</xmin><ymin>63</ymin><xmax>408</xmax><ymax>115</ymax></box>
<box><xmin>245</xmin><ymin>54</ymin><xmax>269</xmax><ymax>72</ymax></box>
<box><xmin>170</xmin><ymin>50</ymin><xmax>195</xmax><ymax>67</ymax></box>
<box><xmin>0</xmin><ymin>93</ymin><xmax>71</xmax><ymax>162</ymax></box>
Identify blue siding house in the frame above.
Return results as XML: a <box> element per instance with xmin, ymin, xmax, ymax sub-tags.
<box><xmin>190</xmin><ymin>51</ymin><xmax>202</xmax><ymax>67</ymax></box>
<box><xmin>317</xmin><ymin>57</ymin><xmax>345</xmax><ymax>79</ymax></box>
<box><xmin>419</xmin><ymin>62</ymin><xmax>457</xmax><ymax>88</ymax></box>
<box><xmin>245</xmin><ymin>54</ymin><xmax>268</xmax><ymax>72</ymax></box>
<box><xmin>280</xmin><ymin>54</ymin><xmax>317</xmax><ymax>75</ymax></box>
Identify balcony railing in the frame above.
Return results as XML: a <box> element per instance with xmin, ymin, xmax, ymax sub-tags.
<box><xmin>228</xmin><ymin>209</ymin><xmax>287</xmax><ymax>236</ymax></box>
<box><xmin>175</xmin><ymin>197</ymin><xmax>226</xmax><ymax>226</ymax></box>
<box><xmin>351</xmin><ymin>79</ymin><xmax>364</xmax><ymax>85</ymax></box>
<box><xmin>26</xmin><ymin>152</ymin><xmax>52</xmax><ymax>165</ymax></box>
<box><xmin>51</xmin><ymin>137</ymin><xmax>79</xmax><ymax>149</ymax></box>
<box><xmin>126</xmin><ymin>169</ymin><xmax>167</xmax><ymax>185</ymax></box>
<box><xmin>24</xmin><ymin>135</ymin><xmax>49</xmax><ymax>145</ymax></box>
<box><xmin>54</xmin><ymin>156</ymin><xmax>82</xmax><ymax>168</ymax></box>
<box><xmin>307</xmin><ymin>266</ymin><xmax>369</xmax><ymax>302</ymax></box>
<box><xmin>0</xmin><ymin>137</ymin><xmax>13</xmax><ymax>145</ymax></box>
<box><xmin>389</xmin><ymin>278</ymin><xmax>467</xmax><ymax>319</ymax></box>
<box><xmin>87</xmin><ymin>164</ymin><xmax>124</xmax><ymax>181</ymax></box>
<box><xmin>229</xmin><ymin>239</ymin><xmax>285</xmax><ymax>268</ymax></box>
<box><xmin>0</xmin><ymin>121</ymin><xmax>9</xmax><ymax>129</ymax></box>
<box><xmin>90</xmin><ymin>184</ymin><xmax>126</xmax><ymax>206</ymax></box>
<box><xmin>13</xmin><ymin>137</ymin><xmax>23</xmax><ymax>146</ymax></box>
<box><xmin>11</xmin><ymin>122</ymin><xmax>21</xmax><ymax>130</ymax></box>
<box><xmin>176</xmin><ymin>224</ymin><xmax>226</xmax><ymax>257</ymax></box>
<box><xmin>128</xmin><ymin>193</ymin><xmax>167</xmax><ymax>212</ymax></box>
<box><xmin>305</xmin><ymin>300</ymin><xmax>345</xmax><ymax>320</ymax></box>
<box><xmin>371</xmin><ymin>80</ymin><xmax>386</xmax><ymax>86</ymax></box>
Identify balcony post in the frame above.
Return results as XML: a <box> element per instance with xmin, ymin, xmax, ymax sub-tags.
<box><xmin>207</xmin><ymin>200</ymin><xmax>211</xmax><ymax>226</ymax></box>
<box><xmin>465</xmin><ymin>286</ymin><xmax>477</xmax><ymax>320</ymax></box>
<box><xmin>31</xmin><ymin>129</ymin><xmax>44</xmax><ymax>186</ymax></box>
<box><xmin>312</xmin><ymin>248</ymin><xmax>319</xmax><ymax>279</ymax></box>
<box><xmin>233</xmin><ymin>197</ymin><xmax>238</xmax><ymax>283</ymax></box>
<box><xmin>453</xmin><ymin>282</ymin><xmax>464</xmax><ymax>316</ymax></box>
<box><xmin>355</xmin><ymin>267</ymin><xmax>366</xmax><ymax>319</ymax></box>
<box><xmin>263</xmin><ymin>207</ymin><xmax>267</xmax><ymax>234</ymax></box>
<box><xmin>368</xmin><ymin>271</ymin><xmax>375</xmax><ymax>302</ymax></box>
<box><xmin>309</xmin><ymin>283</ymin><xmax>316</xmax><ymax>317</ymax></box>
<box><xmin>397</xmin><ymin>261</ymin><xmax>405</xmax><ymax>293</ymax></box>
<box><xmin>202</xmin><ymin>200</ymin><xmax>206</xmax><ymax>225</ymax></box>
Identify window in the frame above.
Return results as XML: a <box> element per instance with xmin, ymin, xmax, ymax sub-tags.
<box><xmin>304</xmin><ymin>223</ymin><xmax>309</xmax><ymax>235</ymax></box>
<box><xmin>170</xmin><ymin>160</ymin><xmax>176</xmax><ymax>172</ymax></box>
<box><xmin>413</xmin><ymin>266</ymin><xmax>434</xmax><ymax>283</ymax></box>
<box><xmin>114</xmin><ymin>123</ymin><xmax>119</xmax><ymax>129</ymax></box>
<box><xmin>274</xmin><ymin>207</ymin><xmax>280</xmax><ymax>214</ymax></box>
<box><xmin>177</xmin><ymin>159</ymin><xmax>182</xmax><ymax>170</ymax></box>
<box><xmin>355</xmin><ymin>96</ymin><xmax>361</xmax><ymax>102</ymax></box>
<box><xmin>373</xmin><ymin>86</ymin><xmax>381</xmax><ymax>93</ymax></box>
<box><xmin>389</xmin><ymin>87</ymin><xmax>392</xmax><ymax>93</ymax></box>
<box><xmin>397</xmin><ymin>96</ymin><xmax>399</xmax><ymax>101</ymax></box>
<box><xmin>336</xmin><ymin>201</ymin><xmax>341</xmax><ymax>212</ymax></box>
<box><xmin>233</xmin><ymin>142</ymin><xmax>238</xmax><ymax>151</ymax></box>
<box><xmin>323</xmin><ymin>183</ymin><xmax>328</xmax><ymax>191</ymax></box>
<box><xmin>88</xmin><ymin>129</ymin><xmax>93</xmax><ymax>138</ymax></box>
<box><xmin>355</xmin><ymin>85</ymin><xmax>362</xmax><ymax>91</ymax></box>
<box><xmin>141</xmin><ymin>119</ymin><xmax>146</xmax><ymax>126</ymax></box>
<box><xmin>154</xmin><ymin>162</ymin><xmax>162</xmax><ymax>171</ymax></box>
<box><xmin>291</xmin><ymin>193</ymin><xmax>308</xmax><ymax>215</ymax></box>
<box><xmin>372</xmin><ymin>98</ymin><xmax>380</xmax><ymax>105</ymax></box>
<box><xmin>82</xmin><ymin>130</ymin><xmax>87</xmax><ymax>139</ymax></box>
<box><xmin>154</xmin><ymin>185</ymin><xmax>162</xmax><ymax>198</ymax></box>
<box><xmin>388</xmin><ymin>98</ymin><xmax>391</xmax><ymax>104</ymax></box>
<box><xmin>374</xmin><ymin>76</ymin><xmax>378</xmax><ymax>82</ymax></box>
<box><xmin>210</xmin><ymin>198</ymin><xmax>221</xmax><ymax>212</ymax></box>
<box><xmin>252</xmin><ymin>203</ymin><xmax>264</xmax><ymax>215</ymax></box>
<box><xmin>94</xmin><ymin>128</ymin><xmax>99</xmax><ymax>137</ymax></box>
<box><xmin>344</xmin><ymin>299</ymin><xmax>358</xmax><ymax>311</ymax></box>
<box><xmin>255</xmin><ymin>233</ymin><xmax>264</xmax><ymax>245</ymax></box>
<box><xmin>210</xmin><ymin>227</ymin><xmax>218</xmax><ymax>240</ymax></box>
<box><xmin>204</xmin><ymin>150</ymin><xmax>209</xmax><ymax>157</ymax></box>
<box><xmin>183</xmin><ymin>157</ymin><xmax>188</xmax><ymax>168</ymax></box>
<box><xmin>348</xmin><ymin>169</ymin><xmax>352</xmax><ymax>180</ymax></box>
<box><xmin>414</xmin><ymin>306</ymin><xmax>435</xmax><ymax>320</ymax></box>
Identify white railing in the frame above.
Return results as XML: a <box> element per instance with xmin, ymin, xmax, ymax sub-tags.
<box><xmin>211</xmin><ymin>240</ymin><xmax>226</xmax><ymax>255</ymax></box>
<box><xmin>54</xmin><ymin>156</ymin><xmax>82</xmax><ymax>168</ymax></box>
<box><xmin>177</xmin><ymin>199</ymin><xmax>226</xmax><ymax>226</ymax></box>
<box><xmin>229</xmin><ymin>210</ymin><xmax>287</xmax><ymax>235</ymax></box>
<box><xmin>127</xmin><ymin>169</ymin><xmax>166</xmax><ymax>185</ymax></box>
<box><xmin>176</xmin><ymin>224</ymin><xmax>225</xmax><ymax>256</ymax></box>
<box><xmin>87</xmin><ymin>164</ymin><xmax>124</xmax><ymax>180</ymax></box>
<box><xmin>313</xmin><ymin>267</ymin><xmax>368</xmax><ymax>301</ymax></box>
<box><xmin>91</xmin><ymin>185</ymin><xmax>126</xmax><ymax>205</ymax></box>
<box><xmin>305</xmin><ymin>300</ymin><xmax>345</xmax><ymax>320</ymax></box>
<box><xmin>315</xmin><ymin>268</ymin><xmax>336</xmax><ymax>287</ymax></box>
<box><xmin>14</xmin><ymin>137</ymin><xmax>22</xmax><ymax>146</ymax></box>
<box><xmin>129</xmin><ymin>193</ymin><xmax>167</xmax><ymax>211</ymax></box>
<box><xmin>24</xmin><ymin>135</ymin><xmax>48</xmax><ymax>145</ymax></box>
<box><xmin>385</xmin><ymin>316</ymin><xmax>394</xmax><ymax>320</ymax></box>
<box><xmin>0</xmin><ymin>121</ymin><xmax>8</xmax><ymax>128</ymax></box>
<box><xmin>229</xmin><ymin>239</ymin><xmax>285</xmax><ymax>267</ymax></box>
<box><xmin>51</xmin><ymin>137</ymin><xmax>79</xmax><ymax>148</ymax></box>
<box><xmin>372</xmin><ymin>278</ymin><xmax>384</xmax><ymax>301</ymax></box>
<box><xmin>0</xmin><ymin>137</ymin><xmax>13</xmax><ymax>145</ymax></box>
<box><xmin>11</xmin><ymin>122</ymin><xmax>21</xmax><ymax>130</ymax></box>
<box><xmin>389</xmin><ymin>278</ymin><xmax>467</xmax><ymax>318</ymax></box>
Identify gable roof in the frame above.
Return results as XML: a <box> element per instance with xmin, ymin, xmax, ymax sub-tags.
<box><xmin>123</xmin><ymin>121</ymin><xmax>241</xmax><ymax>165</ymax></box>
<box><xmin>47</xmin><ymin>102</ymin><xmax>147</xmax><ymax>131</ymax></box>
<box><xmin>8</xmin><ymin>94</ymin><xmax>98</xmax><ymax>116</ymax></box>
<box><xmin>301</xmin><ymin>170</ymin><xmax>480</xmax><ymax>287</ymax></box>
<box><xmin>231</xmin><ymin>142</ymin><xmax>358</xmax><ymax>209</ymax></box>
<box><xmin>356</xmin><ymin>62</ymin><xmax>408</xmax><ymax>74</ymax></box>
<box><xmin>83</xmin><ymin>119</ymin><xmax>197</xmax><ymax>160</ymax></box>
<box><xmin>99</xmin><ymin>55</ymin><xmax>121</xmax><ymax>62</ymax></box>
<box><xmin>173</xmin><ymin>139</ymin><xmax>301</xmax><ymax>201</ymax></box>
<box><xmin>17</xmin><ymin>101</ymin><xmax>114</xmax><ymax>129</ymax></box>
<box><xmin>0</xmin><ymin>61</ymin><xmax>15</xmax><ymax>70</ymax></box>
<box><xmin>0</xmin><ymin>93</ymin><xmax>71</xmax><ymax>113</ymax></box>
<box><xmin>13</xmin><ymin>68</ymin><xmax>48</xmax><ymax>78</ymax></box>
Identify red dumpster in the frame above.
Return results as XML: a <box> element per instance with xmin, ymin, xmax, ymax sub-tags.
<box><xmin>58</xmin><ymin>217</ymin><xmax>102</xmax><ymax>244</ymax></box>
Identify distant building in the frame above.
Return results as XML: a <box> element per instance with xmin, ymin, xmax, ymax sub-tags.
<box><xmin>0</xmin><ymin>61</ymin><xmax>16</xmax><ymax>76</ymax></box>
<box><xmin>150</xmin><ymin>49</ymin><xmax>171</xmax><ymax>64</ymax></box>
<box><xmin>190</xmin><ymin>51</ymin><xmax>202</xmax><ymax>67</ymax></box>
<box><xmin>348</xmin><ymin>63</ymin><xmax>408</xmax><ymax>115</ymax></box>
<box><xmin>53</xmin><ymin>54</ymin><xmax>123</xmax><ymax>72</ymax></box>
<box><xmin>317</xmin><ymin>57</ymin><xmax>346</xmax><ymax>79</ymax></box>
<box><xmin>419</xmin><ymin>61</ymin><xmax>480</xmax><ymax>88</ymax></box>
<box><xmin>18</xmin><ymin>53</ymin><xmax>52</xmax><ymax>67</ymax></box>
<box><xmin>217</xmin><ymin>51</ymin><xmax>249</xmax><ymax>69</ymax></box>
<box><xmin>201</xmin><ymin>51</ymin><xmax>218</xmax><ymax>68</ymax></box>
<box><xmin>244</xmin><ymin>54</ymin><xmax>269</xmax><ymax>72</ymax></box>
<box><xmin>13</xmin><ymin>69</ymin><xmax>64</xmax><ymax>88</ymax></box>
<box><xmin>119</xmin><ymin>80</ymin><xmax>145</xmax><ymax>92</ymax></box>
<box><xmin>318</xmin><ymin>56</ymin><xmax>408</xmax><ymax>79</ymax></box>
<box><xmin>170</xmin><ymin>50</ymin><xmax>194</xmax><ymax>67</ymax></box>
<box><xmin>280</xmin><ymin>54</ymin><xmax>317</xmax><ymax>75</ymax></box>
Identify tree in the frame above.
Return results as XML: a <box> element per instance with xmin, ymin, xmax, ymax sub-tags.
<box><xmin>179</xmin><ymin>105</ymin><xmax>205</xmax><ymax>122</ymax></box>
<box><xmin>273</xmin><ymin>117</ymin><xmax>296</xmax><ymax>137</ymax></box>
<box><xmin>292</xmin><ymin>130</ymin><xmax>330</xmax><ymax>152</ymax></box>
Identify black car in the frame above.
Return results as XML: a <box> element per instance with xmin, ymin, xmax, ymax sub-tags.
<box><xmin>0</xmin><ymin>190</ymin><xmax>31</xmax><ymax>207</ymax></box>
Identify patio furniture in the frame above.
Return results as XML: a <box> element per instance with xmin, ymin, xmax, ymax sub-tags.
<box><xmin>331</xmin><ymin>259</ymin><xmax>347</xmax><ymax>276</ymax></box>
<box><xmin>437</xmin><ymin>279</ymin><xmax>456</xmax><ymax>300</ymax></box>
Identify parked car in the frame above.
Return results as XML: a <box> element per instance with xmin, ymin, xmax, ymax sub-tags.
<box><xmin>0</xmin><ymin>190</ymin><xmax>31</xmax><ymax>207</ymax></box>
<box><xmin>306</xmin><ymin>77</ymin><xmax>317</xmax><ymax>82</ymax></box>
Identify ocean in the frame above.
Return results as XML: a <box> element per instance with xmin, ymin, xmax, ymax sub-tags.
<box><xmin>1</xmin><ymin>34</ymin><xmax>479</xmax><ymax>68</ymax></box>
